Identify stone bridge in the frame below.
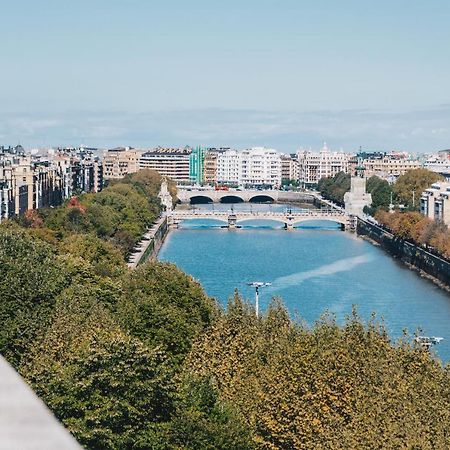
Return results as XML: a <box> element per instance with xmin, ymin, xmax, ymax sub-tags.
<box><xmin>170</xmin><ymin>209</ymin><xmax>354</xmax><ymax>230</ymax></box>
<box><xmin>176</xmin><ymin>188</ymin><xmax>316</xmax><ymax>204</ymax></box>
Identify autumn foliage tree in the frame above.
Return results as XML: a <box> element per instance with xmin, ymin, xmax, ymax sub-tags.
<box><xmin>375</xmin><ymin>210</ymin><xmax>450</xmax><ymax>258</ymax></box>
<box><xmin>394</xmin><ymin>168</ymin><xmax>444</xmax><ymax>210</ymax></box>
<box><xmin>187</xmin><ymin>294</ymin><xmax>450</xmax><ymax>449</ymax></box>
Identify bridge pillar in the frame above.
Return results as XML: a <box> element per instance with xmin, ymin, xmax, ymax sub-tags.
<box><xmin>284</xmin><ymin>215</ymin><xmax>294</xmax><ymax>230</ymax></box>
<box><xmin>345</xmin><ymin>215</ymin><xmax>357</xmax><ymax>232</ymax></box>
<box><xmin>228</xmin><ymin>214</ymin><xmax>237</xmax><ymax>229</ymax></box>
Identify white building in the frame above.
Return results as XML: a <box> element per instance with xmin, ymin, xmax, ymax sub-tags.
<box><xmin>297</xmin><ymin>144</ymin><xmax>351</xmax><ymax>186</ymax></box>
<box><xmin>216</xmin><ymin>147</ymin><xmax>282</xmax><ymax>188</ymax></box>
<box><xmin>217</xmin><ymin>150</ymin><xmax>241</xmax><ymax>185</ymax></box>
<box><xmin>420</xmin><ymin>182</ymin><xmax>450</xmax><ymax>226</ymax></box>
<box><xmin>423</xmin><ymin>150</ymin><xmax>450</xmax><ymax>179</ymax></box>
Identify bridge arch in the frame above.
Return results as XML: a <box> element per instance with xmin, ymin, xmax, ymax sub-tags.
<box><xmin>190</xmin><ymin>195</ymin><xmax>214</xmax><ymax>204</ymax></box>
<box><xmin>177</xmin><ymin>217</ymin><xmax>228</xmax><ymax>227</ymax></box>
<box><xmin>220</xmin><ymin>195</ymin><xmax>245</xmax><ymax>203</ymax></box>
<box><xmin>249</xmin><ymin>194</ymin><xmax>275</xmax><ymax>203</ymax></box>
<box><xmin>291</xmin><ymin>218</ymin><xmax>347</xmax><ymax>228</ymax></box>
<box><xmin>236</xmin><ymin>218</ymin><xmax>285</xmax><ymax>228</ymax></box>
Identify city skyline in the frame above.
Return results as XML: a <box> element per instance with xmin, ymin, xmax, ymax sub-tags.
<box><xmin>2</xmin><ymin>1</ymin><xmax>450</xmax><ymax>151</ymax></box>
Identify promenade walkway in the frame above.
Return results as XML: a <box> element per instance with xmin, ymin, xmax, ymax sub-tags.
<box><xmin>127</xmin><ymin>216</ymin><xmax>167</xmax><ymax>268</ymax></box>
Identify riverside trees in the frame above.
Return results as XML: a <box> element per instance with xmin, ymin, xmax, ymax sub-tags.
<box><xmin>187</xmin><ymin>295</ymin><xmax>450</xmax><ymax>450</ymax></box>
<box><xmin>1</xmin><ymin>169</ymin><xmax>450</xmax><ymax>448</ymax></box>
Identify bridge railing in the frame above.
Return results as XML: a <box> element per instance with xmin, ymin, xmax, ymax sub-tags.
<box><xmin>171</xmin><ymin>209</ymin><xmax>346</xmax><ymax>217</ymax></box>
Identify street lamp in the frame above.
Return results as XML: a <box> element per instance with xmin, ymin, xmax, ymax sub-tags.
<box><xmin>415</xmin><ymin>336</ymin><xmax>443</xmax><ymax>351</ymax></box>
<box><xmin>247</xmin><ymin>281</ymin><xmax>271</xmax><ymax>317</ymax></box>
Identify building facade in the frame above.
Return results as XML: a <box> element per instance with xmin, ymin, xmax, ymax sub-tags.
<box><xmin>281</xmin><ymin>153</ymin><xmax>299</xmax><ymax>182</ymax></box>
<box><xmin>0</xmin><ymin>146</ymin><xmax>103</xmax><ymax>223</ymax></box>
<box><xmin>350</xmin><ymin>151</ymin><xmax>422</xmax><ymax>182</ymax></box>
<box><xmin>216</xmin><ymin>147</ymin><xmax>282</xmax><ymax>188</ymax></box>
<box><xmin>297</xmin><ymin>145</ymin><xmax>351</xmax><ymax>186</ymax></box>
<box><xmin>189</xmin><ymin>146</ymin><xmax>206</xmax><ymax>184</ymax></box>
<box><xmin>420</xmin><ymin>182</ymin><xmax>450</xmax><ymax>226</ymax></box>
<box><xmin>103</xmin><ymin>147</ymin><xmax>139</xmax><ymax>180</ymax></box>
<box><xmin>139</xmin><ymin>147</ymin><xmax>191</xmax><ymax>182</ymax></box>
<box><xmin>204</xmin><ymin>150</ymin><xmax>222</xmax><ymax>185</ymax></box>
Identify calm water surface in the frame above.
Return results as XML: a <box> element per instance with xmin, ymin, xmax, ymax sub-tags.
<box><xmin>159</xmin><ymin>207</ymin><xmax>450</xmax><ymax>362</ymax></box>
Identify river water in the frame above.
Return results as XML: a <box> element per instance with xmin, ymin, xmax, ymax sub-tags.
<box><xmin>159</xmin><ymin>204</ymin><xmax>450</xmax><ymax>362</ymax></box>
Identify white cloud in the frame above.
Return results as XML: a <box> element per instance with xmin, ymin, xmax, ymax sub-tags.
<box><xmin>1</xmin><ymin>106</ymin><xmax>450</xmax><ymax>152</ymax></box>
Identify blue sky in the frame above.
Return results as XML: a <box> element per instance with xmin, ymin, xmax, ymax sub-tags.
<box><xmin>1</xmin><ymin>0</ymin><xmax>450</xmax><ymax>152</ymax></box>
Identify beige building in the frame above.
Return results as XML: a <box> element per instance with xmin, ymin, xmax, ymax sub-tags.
<box><xmin>139</xmin><ymin>148</ymin><xmax>191</xmax><ymax>182</ymax></box>
<box><xmin>281</xmin><ymin>154</ymin><xmax>299</xmax><ymax>182</ymax></box>
<box><xmin>103</xmin><ymin>147</ymin><xmax>139</xmax><ymax>180</ymax></box>
<box><xmin>350</xmin><ymin>152</ymin><xmax>421</xmax><ymax>181</ymax></box>
<box><xmin>204</xmin><ymin>151</ymin><xmax>219</xmax><ymax>185</ymax></box>
<box><xmin>420</xmin><ymin>182</ymin><xmax>450</xmax><ymax>226</ymax></box>
<box><xmin>0</xmin><ymin>156</ymin><xmax>65</xmax><ymax>219</ymax></box>
<box><xmin>297</xmin><ymin>145</ymin><xmax>351</xmax><ymax>186</ymax></box>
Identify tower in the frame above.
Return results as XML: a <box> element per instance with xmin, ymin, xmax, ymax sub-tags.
<box><xmin>344</xmin><ymin>158</ymin><xmax>372</xmax><ymax>217</ymax></box>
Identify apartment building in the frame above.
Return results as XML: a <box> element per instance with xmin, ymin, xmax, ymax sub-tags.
<box><xmin>240</xmin><ymin>147</ymin><xmax>282</xmax><ymax>187</ymax></box>
<box><xmin>423</xmin><ymin>150</ymin><xmax>450</xmax><ymax>179</ymax></box>
<box><xmin>297</xmin><ymin>145</ymin><xmax>351</xmax><ymax>186</ymax></box>
<box><xmin>204</xmin><ymin>150</ymin><xmax>220</xmax><ymax>185</ymax></box>
<box><xmin>350</xmin><ymin>151</ymin><xmax>421</xmax><ymax>181</ymax></box>
<box><xmin>217</xmin><ymin>149</ymin><xmax>242</xmax><ymax>185</ymax></box>
<box><xmin>103</xmin><ymin>147</ymin><xmax>139</xmax><ymax>180</ymax></box>
<box><xmin>139</xmin><ymin>147</ymin><xmax>191</xmax><ymax>182</ymax></box>
<box><xmin>0</xmin><ymin>146</ymin><xmax>104</xmax><ymax>223</ymax></box>
<box><xmin>216</xmin><ymin>147</ymin><xmax>282</xmax><ymax>188</ymax></box>
<box><xmin>189</xmin><ymin>146</ymin><xmax>206</xmax><ymax>184</ymax></box>
<box><xmin>420</xmin><ymin>182</ymin><xmax>450</xmax><ymax>226</ymax></box>
<box><xmin>281</xmin><ymin>153</ymin><xmax>299</xmax><ymax>182</ymax></box>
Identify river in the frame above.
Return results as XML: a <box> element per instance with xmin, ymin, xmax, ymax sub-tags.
<box><xmin>159</xmin><ymin>203</ymin><xmax>450</xmax><ymax>362</ymax></box>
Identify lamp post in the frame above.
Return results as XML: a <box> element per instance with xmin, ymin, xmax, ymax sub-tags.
<box><xmin>247</xmin><ymin>282</ymin><xmax>271</xmax><ymax>317</ymax></box>
<box><xmin>415</xmin><ymin>336</ymin><xmax>443</xmax><ymax>351</ymax></box>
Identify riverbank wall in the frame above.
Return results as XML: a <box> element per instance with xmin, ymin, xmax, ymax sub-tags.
<box><xmin>357</xmin><ymin>219</ymin><xmax>450</xmax><ymax>289</ymax></box>
<box><xmin>128</xmin><ymin>216</ymin><xmax>169</xmax><ymax>268</ymax></box>
<box><xmin>139</xmin><ymin>217</ymin><xmax>169</xmax><ymax>265</ymax></box>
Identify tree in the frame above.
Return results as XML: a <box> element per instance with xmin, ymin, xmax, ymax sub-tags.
<box><xmin>366</xmin><ymin>176</ymin><xmax>392</xmax><ymax>212</ymax></box>
<box><xmin>0</xmin><ymin>229</ymin><xmax>70</xmax><ymax>366</ymax></box>
<box><xmin>21</xmin><ymin>290</ymin><xmax>176</xmax><ymax>450</ymax></box>
<box><xmin>117</xmin><ymin>262</ymin><xmax>217</xmax><ymax>366</ymax></box>
<box><xmin>59</xmin><ymin>233</ymin><xmax>126</xmax><ymax>278</ymax></box>
<box><xmin>394</xmin><ymin>169</ymin><xmax>443</xmax><ymax>210</ymax></box>
<box><xmin>187</xmin><ymin>296</ymin><xmax>450</xmax><ymax>449</ymax></box>
<box><xmin>318</xmin><ymin>172</ymin><xmax>350</xmax><ymax>205</ymax></box>
<box><xmin>167</xmin><ymin>376</ymin><xmax>255</xmax><ymax>450</ymax></box>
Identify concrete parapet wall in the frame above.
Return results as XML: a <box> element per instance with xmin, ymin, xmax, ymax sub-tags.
<box><xmin>357</xmin><ymin>219</ymin><xmax>450</xmax><ymax>287</ymax></box>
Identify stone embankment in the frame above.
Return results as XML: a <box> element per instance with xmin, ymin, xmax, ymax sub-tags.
<box><xmin>127</xmin><ymin>216</ymin><xmax>169</xmax><ymax>268</ymax></box>
<box><xmin>357</xmin><ymin>219</ymin><xmax>450</xmax><ymax>290</ymax></box>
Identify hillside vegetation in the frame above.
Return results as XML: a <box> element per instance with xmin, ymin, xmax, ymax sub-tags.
<box><xmin>1</xmin><ymin>170</ymin><xmax>449</xmax><ymax>449</ymax></box>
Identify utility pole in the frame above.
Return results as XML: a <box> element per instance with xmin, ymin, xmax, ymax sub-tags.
<box><xmin>247</xmin><ymin>282</ymin><xmax>271</xmax><ymax>317</ymax></box>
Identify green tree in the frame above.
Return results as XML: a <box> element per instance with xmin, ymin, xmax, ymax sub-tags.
<box><xmin>167</xmin><ymin>376</ymin><xmax>255</xmax><ymax>450</ymax></box>
<box><xmin>21</xmin><ymin>291</ymin><xmax>176</xmax><ymax>450</ymax></box>
<box><xmin>366</xmin><ymin>175</ymin><xmax>392</xmax><ymax>213</ymax></box>
<box><xmin>318</xmin><ymin>172</ymin><xmax>351</xmax><ymax>205</ymax></box>
<box><xmin>59</xmin><ymin>233</ymin><xmax>126</xmax><ymax>278</ymax></box>
<box><xmin>117</xmin><ymin>262</ymin><xmax>217</xmax><ymax>366</ymax></box>
<box><xmin>394</xmin><ymin>168</ymin><xmax>443</xmax><ymax>210</ymax></box>
<box><xmin>0</xmin><ymin>229</ymin><xmax>69</xmax><ymax>366</ymax></box>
